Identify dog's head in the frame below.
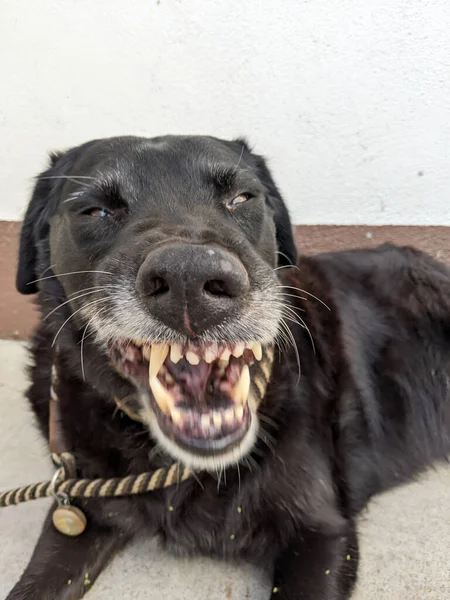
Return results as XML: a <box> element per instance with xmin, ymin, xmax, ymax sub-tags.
<box><xmin>17</xmin><ymin>135</ymin><xmax>297</xmax><ymax>470</ymax></box>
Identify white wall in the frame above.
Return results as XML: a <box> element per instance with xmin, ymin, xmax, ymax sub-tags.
<box><xmin>1</xmin><ymin>0</ymin><xmax>449</xmax><ymax>225</ymax></box>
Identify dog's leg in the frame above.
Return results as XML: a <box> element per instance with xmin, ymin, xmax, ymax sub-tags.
<box><xmin>270</xmin><ymin>522</ymin><xmax>359</xmax><ymax>600</ymax></box>
<box><xmin>7</xmin><ymin>506</ymin><xmax>132</xmax><ymax>600</ymax></box>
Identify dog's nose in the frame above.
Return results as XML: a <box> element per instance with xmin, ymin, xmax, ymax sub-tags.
<box><xmin>136</xmin><ymin>244</ymin><xmax>250</xmax><ymax>334</ymax></box>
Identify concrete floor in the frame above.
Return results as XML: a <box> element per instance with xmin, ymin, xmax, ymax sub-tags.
<box><xmin>0</xmin><ymin>340</ymin><xmax>449</xmax><ymax>599</ymax></box>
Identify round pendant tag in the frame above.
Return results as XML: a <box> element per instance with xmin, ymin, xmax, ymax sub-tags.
<box><xmin>52</xmin><ymin>505</ymin><xmax>87</xmax><ymax>536</ymax></box>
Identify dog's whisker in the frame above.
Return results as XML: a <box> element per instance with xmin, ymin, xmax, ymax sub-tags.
<box><xmin>279</xmin><ymin>312</ymin><xmax>311</xmax><ymax>335</ymax></box>
<box><xmin>51</xmin><ymin>298</ymin><xmax>110</xmax><ymax>348</ymax></box>
<box><xmin>67</xmin><ymin>285</ymin><xmax>121</xmax><ymax>298</ymax></box>
<box><xmin>28</xmin><ymin>270</ymin><xmax>114</xmax><ymax>286</ymax></box>
<box><xmin>38</xmin><ymin>264</ymin><xmax>56</xmax><ymax>278</ymax></box>
<box><xmin>35</xmin><ymin>175</ymin><xmax>93</xmax><ymax>190</ymax></box>
<box><xmin>216</xmin><ymin>466</ymin><xmax>223</xmax><ymax>492</ymax></box>
<box><xmin>280</xmin><ymin>310</ymin><xmax>316</xmax><ymax>356</ymax></box>
<box><xmin>276</xmin><ymin>292</ymin><xmax>308</xmax><ymax>303</ymax></box>
<box><xmin>257</xmin><ymin>412</ymin><xmax>279</xmax><ymax>431</ymax></box>
<box><xmin>37</xmin><ymin>175</ymin><xmax>95</xmax><ymax>181</ymax></box>
<box><xmin>274</xmin><ymin>329</ymin><xmax>290</xmax><ymax>354</ymax></box>
<box><xmin>43</xmin><ymin>289</ymin><xmax>111</xmax><ymax>321</ymax></box>
<box><xmin>277</xmin><ymin>304</ymin><xmax>308</xmax><ymax>323</ymax></box>
<box><xmin>258</xmin><ymin>423</ymin><xmax>277</xmax><ymax>445</ymax></box>
<box><xmin>256</xmin><ymin>432</ymin><xmax>276</xmax><ymax>456</ymax></box>
<box><xmin>80</xmin><ymin>307</ymin><xmax>107</xmax><ymax>380</ymax></box>
<box><xmin>190</xmin><ymin>470</ymin><xmax>205</xmax><ymax>490</ymax></box>
<box><xmin>235</xmin><ymin>144</ymin><xmax>245</xmax><ymax>170</ymax></box>
<box><xmin>273</xmin><ymin>264</ymin><xmax>300</xmax><ymax>273</ymax></box>
<box><xmin>278</xmin><ymin>317</ymin><xmax>302</xmax><ymax>385</ymax></box>
<box><xmin>242</xmin><ymin>455</ymin><xmax>258</xmax><ymax>473</ymax></box>
<box><xmin>148</xmin><ymin>443</ymin><xmax>164</xmax><ymax>462</ymax></box>
<box><xmin>275</xmin><ymin>250</ymin><xmax>296</xmax><ymax>266</ymax></box>
<box><xmin>276</xmin><ymin>285</ymin><xmax>331</xmax><ymax>310</ymax></box>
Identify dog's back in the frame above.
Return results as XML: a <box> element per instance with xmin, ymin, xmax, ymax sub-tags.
<box><xmin>312</xmin><ymin>243</ymin><xmax>450</xmax><ymax>512</ymax></box>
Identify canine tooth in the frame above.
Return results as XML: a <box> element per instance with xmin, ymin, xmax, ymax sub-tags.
<box><xmin>235</xmin><ymin>405</ymin><xmax>244</xmax><ymax>421</ymax></box>
<box><xmin>171</xmin><ymin>407</ymin><xmax>182</xmax><ymax>425</ymax></box>
<box><xmin>204</xmin><ymin>347</ymin><xmax>215</xmax><ymax>363</ymax></box>
<box><xmin>212</xmin><ymin>411</ymin><xmax>222</xmax><ymax>429</ymax></box>
<box><xmin>149</xmin><ymin>376</ymin><xmax>172</xmax><ymax>415</ymax></box>
<box><xmin>149</xmin><ymin>344</ymin><xmax>169</xmax><ymax>379</ymax></box>
<box><xmin>231</xmin><ymin>364</ymin><xmax>250</xmax><ymax>405</ymax></box>
<box><xmin>142</xmin><ymin>345</ymin><xmax>152</xmax><ymax>361</ymax></box>
<box><xmin>218</xmin><ymin>360</ymin><xmax>227</xmax><ymax>377</ymax></box>
<box><xmin>186</xmin><ymin>351</ymin><xmax>200</xmax><ymax>365</ymax></box>
<box><xmin>232</xmin><ymin>343</ymin><xmax>245</xmax><ymax>358</ymax></box>
<box><xmin>252</xmin><ymin>342</ymin><xmax>263</xmax><ymax>361</ymax></box>
<box><xmin>220</xmin><ymin>349</ymin><xmax>231</xmax><ymax>361</ymax></box>
<box><xmin>170</xmin><ymin>344</ymin><xmax>183</xmax><ymax>364</ymax></box>
<box><xmin>201</xmin><ymin>414</ymin><xmax>211</xmax><ymax>430</ymax></box>
<box><xmin>224</xmin><ymin>407</ymin><xmax>235</xmax><ymax>425</ymax></box>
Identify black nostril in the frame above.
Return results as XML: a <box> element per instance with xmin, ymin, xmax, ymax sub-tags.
<box><xmin>147</xmin><ymin>276</ymin><xmax>169</xmax><ymax>297</ymax></box>
<box><xmin>204</xmin><ymin>279</ymin><xmax>229</xmax><ymax>297</ymax></box>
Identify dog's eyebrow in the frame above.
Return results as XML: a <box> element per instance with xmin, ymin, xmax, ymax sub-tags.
<box><xmin>62</xmin><ymin>175</ymin><xmax>129</xmax><ymax>208</ymax></box>
<box><xmin>94</xmin><ymin>177</ymin><xmax>130</xmax><ymax>207</ymax></box>
<box><xmin>208</xmin><ymin>165</ymin><xmax>239</xmax><ymax>193</ymax></box>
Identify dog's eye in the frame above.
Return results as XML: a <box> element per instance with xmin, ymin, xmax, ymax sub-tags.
<box><xmin>228</xmin><ymin>193</ymin><xmax>252</xmax><ymax>208</ymax></box>
<box><xmin>84</xmin><ymin>207</ymin><xmax>111</xmax><ymax>218</ymax></box>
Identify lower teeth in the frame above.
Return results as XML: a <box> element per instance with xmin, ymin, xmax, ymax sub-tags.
<box><xmin>170</xmin><ymin>407</ymin><xmax>245</xmax><ymax>431</ymax></box>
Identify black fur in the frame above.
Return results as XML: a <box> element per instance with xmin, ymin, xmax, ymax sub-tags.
<box><xmin>8</xmin><ymin>135</ymin><xmax>450</xmax><ymax>600</ymax></box>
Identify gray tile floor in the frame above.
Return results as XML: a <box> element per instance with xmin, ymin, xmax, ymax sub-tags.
<box><xmin>0</xmin><ymin>340</ymin><xmax>449</xmax><ymax>599</ymax></box>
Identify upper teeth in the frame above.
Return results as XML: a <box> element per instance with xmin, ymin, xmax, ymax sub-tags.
<box><xmin>250</xmin><ymin>342</ymin><xmax>262</xmax><ymax>361</ymax></box>
<box><xmin>144</xmin><ymin>342</ymin><xmax>262</xmax><ymax>369</ymax></box>
<box><xmin>149</xmin><ymin>344</ymin><xmax>169</xmax><ymax>379</ymax></box>
<box><xmin>185</xmin><ymin>350</ymin><xmax>200</xmax><ymax>365</ymax></box>
<box><xmin>170</xmin><ymin>344</ymin><xmax>183</xmax><ymax>364</ymax></box>
<box><xmin>204</xmin><ymin>347</ymin><xmax>216</xmax><ymax>363</ymax></box>
<box><xmin>231</xmin><ymin>343</ymin><xmax>245</xmax><ymax>358</ymax></box>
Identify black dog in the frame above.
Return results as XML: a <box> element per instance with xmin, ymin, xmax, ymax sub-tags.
<box><xmin>8</xmin><ymin>135</ymin><xmax>450</xmax><ymax>599</ymax></box>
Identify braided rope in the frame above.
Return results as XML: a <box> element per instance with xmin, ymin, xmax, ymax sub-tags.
<box><xmin>0</xmin><ymin>461</ymin><xmax>192</xmax><ymax>507</ymax></box>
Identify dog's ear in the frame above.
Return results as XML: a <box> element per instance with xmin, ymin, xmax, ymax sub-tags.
<box><xmin>234</xmin><ymin>139</ymin><xmax>297</xmax><ymax>267</ymax></box>
<box><xmin>16</xmin><ymin>157</ymin><xmax>57</xmax><ymax>294</ymax></box>
<box><xmin>16</xmin><ymin>144</ymin><xmax>89</xmax><ymax>294</ymax></box>
<box><xmin>254</xmin><ymin>155</ymin><xmax>297</xmax><ymax>267</ymax></box>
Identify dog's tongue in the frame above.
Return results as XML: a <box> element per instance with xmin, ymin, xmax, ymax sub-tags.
<box><xmin>169</xmin><ymin>360</ymin><xmax>212</xmax><ymax>401</ymax></box>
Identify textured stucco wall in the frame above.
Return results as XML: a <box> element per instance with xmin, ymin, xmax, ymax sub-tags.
<box><xmin>1</xmin><ymin>0</ymin><xmax>449</xmax><ymax>224</ymax></box>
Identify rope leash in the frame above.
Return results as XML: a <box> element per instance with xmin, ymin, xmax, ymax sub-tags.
<box><xmin>0</xmin><ymin>453</ymin><xmax>192</xmax><ymax>508</ymax></box>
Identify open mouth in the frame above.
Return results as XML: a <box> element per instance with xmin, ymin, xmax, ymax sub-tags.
<box><xmin>109</xmin><ymin>340</ymin><xmax>265</xmax><ymax>460</ymax></box>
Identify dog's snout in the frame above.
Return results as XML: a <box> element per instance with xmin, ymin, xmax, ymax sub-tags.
<box><xmin>136</xmin><ymin>244</ymin><xmax>249</xmax><ymax>333</ymax></box>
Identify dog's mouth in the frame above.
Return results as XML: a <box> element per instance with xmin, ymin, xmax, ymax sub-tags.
<box><xmin>109</xmin><ymin>340</ymin><xmax>266</xmax><ymax>462</ymax></box>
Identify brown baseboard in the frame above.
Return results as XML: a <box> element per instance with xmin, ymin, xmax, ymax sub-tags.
<box><xmin>1</xmin><ymin>221</ymin><xmax>448</xmax><ymax>340</ymax></box>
